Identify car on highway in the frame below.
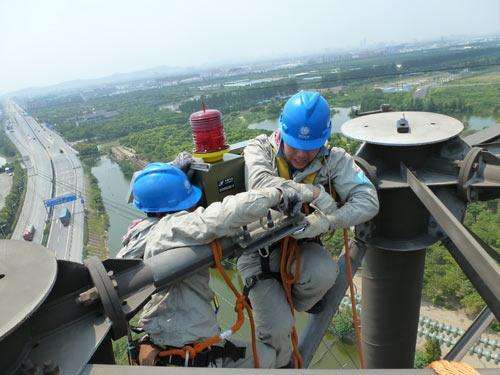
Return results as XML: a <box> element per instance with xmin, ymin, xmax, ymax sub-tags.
<box><xmin>59</xmin><ymin>208</ymin><xmax>71</xmax><ymax>226</ymax></box>
<box><xmin>23</xmin><ymin>225</ymin><xmax>35</xmax><ymax>241</ymax></box>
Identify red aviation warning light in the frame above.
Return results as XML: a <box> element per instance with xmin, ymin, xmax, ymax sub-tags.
<box><xmin>190</xmin><ymin>102</ymin><xmax>229</xmax><ymax>163</ymax></box>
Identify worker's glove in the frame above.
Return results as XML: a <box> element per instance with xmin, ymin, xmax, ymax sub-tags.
<box><xmin>277</xmin><ymin>183</ymin><xmax>316</xmax><ymax>217</ymax></box>
<box><xmin>277</xmin><ymin>185</ymin><xmax>303</xmax><ymax>217</ymax></box>
<box><xmin>310</xmin><ymin>185</ymin><xmax>338</xmax><ymax>215</ymax></box>
<box><xmin>171</xmin><ymin>151</ymin><xmax>194</xmax><ymax>173</ymax></box>
<box><xmin>292</xmin><ymin>211</ymin><xmax>331</xmax><ymax>239</ymax></box>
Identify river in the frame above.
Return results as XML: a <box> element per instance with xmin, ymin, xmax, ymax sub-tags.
<box><xmin>92</xmin><ymin>155</ymin><xmax>358</xmax><ymax>368</ymax></box>
<box><xmin>248</xmin><ymin>107</ymin><xmax>352</xmax><ymax>133</ymax></box>
<box><xmin>464</xmin><ymin>115</ymin><xmax>499</xmax><ymax>131</ymax></box>
<box><xmin>91</xmin><ymin>156</ymin><xmax>144</xmax><ymax>256</ymax></box>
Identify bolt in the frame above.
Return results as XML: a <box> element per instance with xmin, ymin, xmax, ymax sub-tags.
<box><xmin>77</xmin><ymin>287</ymin><xmax>100</xmax><ymax>306</ymax></box>
<box><xmin>266</xmin><ymin>210</ymin><xmax>274</xmax><ymax>229</ymax></box>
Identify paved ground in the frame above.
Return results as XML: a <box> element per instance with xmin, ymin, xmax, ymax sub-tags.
<box><xmin>3</xmin><ymin>100</ymin><xmax>84</xmax><ymax>262</ymax></box>
<box><xmin>4</xmin><ymin>101</ymin><xmax>53</xmax><ymax>244</ymax></box>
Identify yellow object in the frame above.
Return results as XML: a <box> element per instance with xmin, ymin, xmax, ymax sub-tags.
<box><xmin>194</xmin><ymin>148</ymin><xmax>229</xmax><ymax>163</ymax></box>
<box><xmin>275</xmin><ymin>156</ymin><xmax>318</xmax><ymax>184</ymax></box>
<box><xmin>428</xmin><ymin>360</ymin><xmax>479</xmax><ymax>375</ymax></box>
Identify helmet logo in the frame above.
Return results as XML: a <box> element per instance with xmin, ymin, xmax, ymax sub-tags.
<box><xmin>298</xmin><ymin>126</ymin><xmax>310</xmax><ymax>139</ymax></box>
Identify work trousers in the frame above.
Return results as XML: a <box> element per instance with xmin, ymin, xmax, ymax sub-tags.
<box><xmin>237</xmin><ymin>241</ymin><xmax>338</xmax><ymax>367</ymax></box>
<box><xmin>219</xmin><ymin>339</ymin><xmax>276</xmax><ymax>368</ymax></box>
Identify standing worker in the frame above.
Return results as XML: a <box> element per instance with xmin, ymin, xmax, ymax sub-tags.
<box><xmin>117</xmin><ymin>160</ymin><xmax>316</xmax><ymax>368</ymax></box>
<box><xmin>239</xmin><ymin>90</ymin><xmax>379</xmax><ymax>367</ymax></box>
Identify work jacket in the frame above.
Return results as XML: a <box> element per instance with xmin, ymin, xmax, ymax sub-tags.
<box><xmin>116</xmin><ymin>217</ymin><xmax>159</xmax><ymax>259</ymax></box>
<box><xmin>139</xmin><ymin>188</ymin><xmax>282</xmax><ymax>347</ymax></box>
<box><xmin>244</xmin><ymin>130</ymin><xmax>379</xmax><ymax>230</ymax></box>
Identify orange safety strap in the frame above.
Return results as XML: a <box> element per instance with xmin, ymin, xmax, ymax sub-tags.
<box><xmin>342</xmin><ymin>229</ymin><xmax>365</xmax><ymax>368</ymax></box>
<box><xmin>428</xmin><ymin>360</ymin><xmax>479</xmax><ymax>375</ymax></box>
<box><xmin>276</xmin><ymin>155</ymin><xmax>319</xmax><ymax>368</ymax></box>
<box><xmin>327</xmin><ymin>168</ymin><xmax>365</xmax><ymax>368</ymax></box>
<box><xmin>157</xmin><ymin>240</ymin><xmax>260</xmax><ymax>368</ymax></box>
<box><xmin>279</xmin><ymin>236</ymin><xmax>304</xmax><ymax>368</ymax></box>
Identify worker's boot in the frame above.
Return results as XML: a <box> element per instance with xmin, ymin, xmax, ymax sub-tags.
<box><xmin>306</xmin><ymin>296</ymin><xmax>326</xmax><ymax>314</ymax></box>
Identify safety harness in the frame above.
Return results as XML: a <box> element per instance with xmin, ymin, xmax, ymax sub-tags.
<box><xmin>242</xmin><ymin>155</ymin><xmax>320</xmax><ymax>299</ymax></box>
<box><xmin>138</xmin><ymin>336</ymin><xmax>246</xmax><ymax>367</ymax></box>
<box><xmin>242</xmin><ymin>151</ymin><xmax>330</xmax><ymax>368</ymax></box>
<box><xmin>136</xmin><ymin>240</ymin><xmax>260</xmax><ymax>368</ymax></box>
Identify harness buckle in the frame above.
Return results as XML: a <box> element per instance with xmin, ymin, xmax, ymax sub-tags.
<box><xmin>258</xmin><ymin>246</ymin><xmax>270</xmax><ymax>258</ymax></box>
<box><xmin>244</xmin><ymin>276</ymin><xmax>257</xmax><ymax>290</ymax></box>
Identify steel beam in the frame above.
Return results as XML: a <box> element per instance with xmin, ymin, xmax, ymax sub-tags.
<box><xmin>404</xmin><ymin>166</ymin><xmax>500</xmax><ymax>319</ymax></box>
<box><xmin>445</xmin><ymin>307</ymin><xmax>495</xmax><ymax>361</ymax></box>
<box><xmin>463</xmin><ymin>125</ymin><xmax>500</xmax><ymax>146</ymax></box>
<box><xmin>299</xmin><ymin>240</ymin><xmax>366</xmax><ymax>367</ymax></box>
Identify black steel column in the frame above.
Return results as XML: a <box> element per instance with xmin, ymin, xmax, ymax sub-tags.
<box><xmin>362</xmin><ymin>246</ymin><xmax>426</xmax><ymax>368</ymax></box>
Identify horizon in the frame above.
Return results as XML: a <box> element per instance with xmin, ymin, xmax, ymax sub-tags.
<box><xmin>1</xmin><ymin>0</ymin><xmax>499</xmax><ymax>94</ymax></box>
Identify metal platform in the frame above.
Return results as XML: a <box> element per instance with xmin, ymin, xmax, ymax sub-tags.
<box><xmin>341</xmin><ymin>111</ymin><xmax>464</xmax><ymax>146</ymax></box>
<box><xmin>0</xmin><ymin>240</ymin><xmax>57</xmax><ymax>338</ymax></box>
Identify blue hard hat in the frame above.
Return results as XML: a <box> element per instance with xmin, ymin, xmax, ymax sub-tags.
<box><xmin>279</xmin><ymin>91</ymin><xmax>331</xmax><ymax>150</ymax></box>
<box><xmin>133</xmin><ymin>163</ymin><xmax>201</xmax><ymax>213</ymax></box>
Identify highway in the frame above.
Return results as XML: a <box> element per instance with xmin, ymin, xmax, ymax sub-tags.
<box><xmin>3</xmin><ymin>100</ymin><xmax>84</xmax><ymax>262</ymax></box>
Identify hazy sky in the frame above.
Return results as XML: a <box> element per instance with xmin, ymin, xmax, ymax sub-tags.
<box><xmin>1</xmin><ymin>0</ymin><xmax>499</xmax><ymax>93</ymax></box>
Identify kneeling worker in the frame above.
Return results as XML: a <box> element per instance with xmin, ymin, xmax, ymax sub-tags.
<box><xmin>240</xmin><ymin>91</ymin><xmax>380</xmax><ymax>367</ymax></box>
<box><xmin>117</xmin><ymin>161</ymin><xmax>317</xmax><ymax>367</ymax></box>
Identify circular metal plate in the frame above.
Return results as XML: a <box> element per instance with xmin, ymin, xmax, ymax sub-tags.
<box><xmin>341</xmin><ymin>111</ymin><xmax>464</xmax><ymax>146</ymax></box>
<box><xmin>0</xmin><ymin>240</ymin><xmax>57</xmax><ymax>339</ymax></box>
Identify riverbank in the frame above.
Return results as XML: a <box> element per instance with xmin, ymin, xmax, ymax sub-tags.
<box><xmin>0</xmin><ymin>159</ymin><xmax>27</xmax><ymax>239</ymax></box>
<box><xmin>82</xmin><ymin>165</ymin><xmax>109</xmax><ymax>260</ymax></box>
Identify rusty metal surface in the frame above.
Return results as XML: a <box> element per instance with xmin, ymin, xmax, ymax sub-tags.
<box><xmin>341</xmin><ymin>112</ymin><xmax>464</xmax><ymax>146</ymax></box>
<box><xmin>0</xmin><ymin>240</ymin><xmax>57</xmax><ymax>339</ymax></box>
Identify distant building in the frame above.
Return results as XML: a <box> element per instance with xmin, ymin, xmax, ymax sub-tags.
<box><xmin>382</xmin><ymin>83</ymin><xmax>412</xmax><ymax>93</ymax></box>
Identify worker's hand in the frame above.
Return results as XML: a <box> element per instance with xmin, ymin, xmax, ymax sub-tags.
<box><xmin>171</xmin><ymin>151</ymin><xmax>194</xmax><ymax>173</ymax></box>
<box><xmin>310</xmin><ymin>185</ymin><xmax>337</xmax><ymax>215</ymax></box>
<box><xmin>277</xmin><ymin>185</ymin><xmax>303</xmax><ymax>217</ymax></box>
<box><xmin>292</xmin><ymin>211</ymin><xmax>331</xmax><ymax>239</ymax></box>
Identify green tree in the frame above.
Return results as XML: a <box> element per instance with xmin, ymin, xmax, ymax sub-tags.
<box><xmin>331</xmin><ymin>309</ymin><xmax>354</xmax><ymax>339</ymax></box>
<box><xmin>414</xmin><ymin>338</ymin><xmax>441</xmax><ymax>368</ymax></box>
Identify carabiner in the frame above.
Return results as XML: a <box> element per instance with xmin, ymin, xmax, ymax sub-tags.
<box><xmin>258</xmin><ymin>246</ymin><xmax>270</xmax><ymax>258</ymax></box>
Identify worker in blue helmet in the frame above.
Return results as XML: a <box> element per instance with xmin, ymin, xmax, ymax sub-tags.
<box><xmin>117</xmin><ymin>156</ymin><xmax>317</xmax><ymax>368</ymax></box>
<box><xmin>239</xmin><ymin>91</ymin><xmax>380</xmax><ymax>367</ymax></box>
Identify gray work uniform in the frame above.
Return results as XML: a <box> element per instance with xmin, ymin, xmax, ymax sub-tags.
<box><xmin>116</xmin><ymin>217</ymin><xmax>158</xmax><ymax>260</ymax></box>
<box><xmin>136</xmin><ymin>188</ymin><xmax>287</xmax><ymax>368</ymax></box>
<box><xmin>239</xmin><ymin>131</ymin><xmax>379</xmax><ymax>367</ymax></box>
